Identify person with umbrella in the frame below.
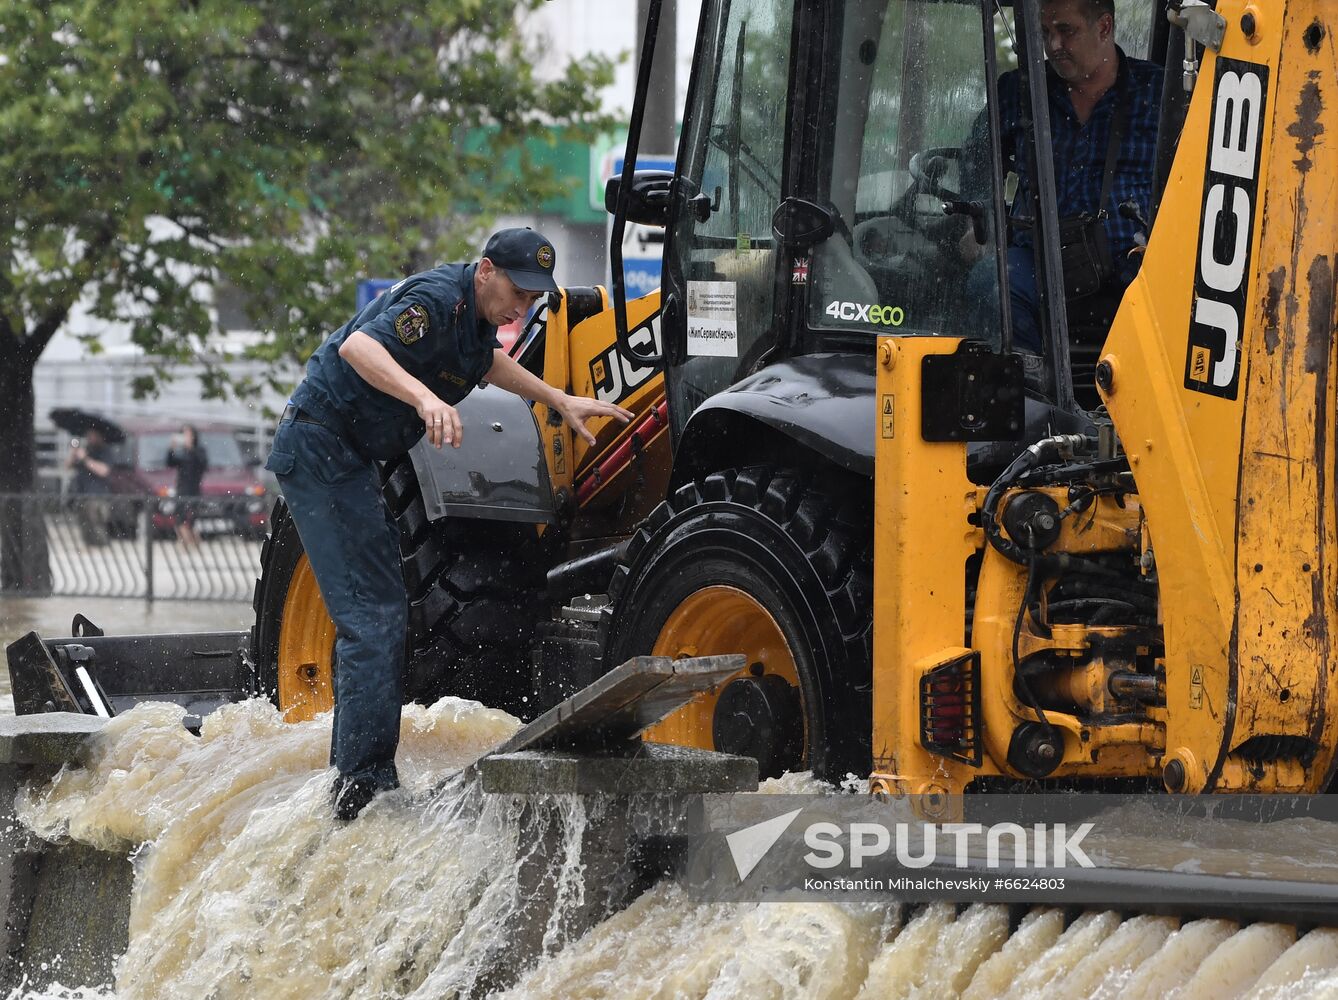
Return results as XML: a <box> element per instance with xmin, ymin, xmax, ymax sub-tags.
<box><xmin>64</xmin><ymin>425</ymin><xmax>114</xmax><ymax>546</ymax></box>
<box><xmin>52</xmin><ymin>409</ymin><xmax>127</xmax><ymax>546</ymax></box>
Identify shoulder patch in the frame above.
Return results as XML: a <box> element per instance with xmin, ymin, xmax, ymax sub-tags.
<box><xmin>395</xmin><ymin>304</ymin><xmax>429</xmax><ymax>345</ymax></box>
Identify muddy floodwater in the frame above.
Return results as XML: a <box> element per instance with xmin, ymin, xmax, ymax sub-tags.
<box><xmin>10</xmin><ymin>695</ymin><xmax>1338</xmax><ymax>999</ymax></box>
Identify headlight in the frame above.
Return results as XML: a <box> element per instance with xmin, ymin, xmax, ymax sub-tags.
<box><xmin>245</xmin><ymin>484</ymin><xmax>267</xmax><ymax>496</ymax></box>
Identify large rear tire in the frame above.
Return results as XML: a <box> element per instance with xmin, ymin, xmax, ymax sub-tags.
<box><xmin>604</xmin><ymin>466</ymin><xmax>873</xmax><ymax>781</ymax></box>
<box><xmin>251</xmin><ymin>453</ymin><xmax>549</xmax><ymax>721</ymax></box>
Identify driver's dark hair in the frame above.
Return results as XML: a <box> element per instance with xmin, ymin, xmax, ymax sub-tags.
<box><xmin>1043</xmin><ymin>0</ymin><xmax>1115</xmax><ymax>23</ymax></box>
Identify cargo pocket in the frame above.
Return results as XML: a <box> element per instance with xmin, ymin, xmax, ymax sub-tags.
<box><xmin>264</xmin><ymin>450</ymin><xmax>296</xmax><ymax>476</ymax></box>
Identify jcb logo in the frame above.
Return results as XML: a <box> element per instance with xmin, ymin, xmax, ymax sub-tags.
<box><xmin>1185</xmin><ymin>59</ymin><xmax>1268</xmax><ymax>399</ymax></box>
<box><xmin>591</xmin><ymin>313</ymin><xmax>662</xmax><ymax>404</ymax></box>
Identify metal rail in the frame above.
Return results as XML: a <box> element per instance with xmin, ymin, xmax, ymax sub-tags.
<box><xmin>0</xmin><ymin>492</ymin><xmax>264</xmax><ymax>602</ymax></box>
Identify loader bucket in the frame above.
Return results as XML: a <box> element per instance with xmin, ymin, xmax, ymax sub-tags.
<box><xmin>6</xmin><ymin>622</ymin><xmax>251</xmax><ymax>721</ymax></box>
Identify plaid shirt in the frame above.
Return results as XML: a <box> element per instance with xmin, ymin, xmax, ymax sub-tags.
<box><xmin>995</xmin><ymin>48</ymin><xmax>1163</xmax><ymax>259</ymax></box>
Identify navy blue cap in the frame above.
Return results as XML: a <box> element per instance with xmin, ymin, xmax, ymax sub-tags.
<box><xmin>483</xmin><ymin>228</ymin><xmax>559</xmax><ymax>293</ymax></box>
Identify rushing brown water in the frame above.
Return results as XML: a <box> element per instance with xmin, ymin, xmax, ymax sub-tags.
<box><xmin>14</xmin><ymin>699</ymin><xmax>1338</xmax><ymax>999</ymax></box>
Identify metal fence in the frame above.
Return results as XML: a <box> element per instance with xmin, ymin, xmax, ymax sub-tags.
<box><xmin>0</xmin><ymin>493</ymin><xmax>266</xmax><ymax>602</ymax></box>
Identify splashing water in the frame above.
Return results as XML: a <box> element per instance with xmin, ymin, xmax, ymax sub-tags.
<box><xmin>15</xmin><ymin>700</ymin><xmax>1338</xmax><ymax>999</ymax></box>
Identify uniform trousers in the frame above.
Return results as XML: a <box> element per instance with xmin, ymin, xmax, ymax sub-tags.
<box><xmin>266</xmin><ymin>407</ymin><xmax>405</xmax><ymax>793</ymax></box>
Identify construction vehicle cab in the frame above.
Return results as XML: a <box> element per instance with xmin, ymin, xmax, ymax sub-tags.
<box><xmin>595</xmin><ymin>0</ymin><xmax>1159</xmax><ymax>779</ymax></box>
<box><xmin>602</xmin><ymin>0</ymin><xmax>1338</xmax><ymax>797</ymax></box>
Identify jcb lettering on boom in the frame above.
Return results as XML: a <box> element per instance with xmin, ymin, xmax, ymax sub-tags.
<box><xmin>1184</xmin><ymin>58</ymin><xmax>1269</xmax><ymax>400</ymax></box>
<box><xmin>591</xmin><ymin>313</ymin><xmax>662</xmax><ymax>405</ymax></box>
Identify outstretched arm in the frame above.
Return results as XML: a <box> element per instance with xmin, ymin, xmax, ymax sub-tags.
<box><xmin>339</xmin><ymin>330</ymin><xmax>461</xmax><ymax>448</ymax></box>
<box><xmin>485</xmin><ymin>349</ymin><xmax>633</xmax><ymax>446</ymax></box>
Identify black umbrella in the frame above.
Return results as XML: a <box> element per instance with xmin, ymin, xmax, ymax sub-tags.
<box><xmin>49</xmin><ymin>408</ymin><xmax>127</xmax><ymax>444</ymax></box>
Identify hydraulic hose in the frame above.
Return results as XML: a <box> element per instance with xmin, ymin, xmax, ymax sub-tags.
<box><xmin>982</xmin><ymin>433</ymin><xmax>1095</xmax><ymax>564</ymax></box>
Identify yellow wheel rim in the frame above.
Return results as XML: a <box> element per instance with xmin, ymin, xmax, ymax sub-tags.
<box><xmin>642</xmin><ymin>585</ymin><xmax>804</xmax><ymax>754</ymax></box>
<box><xmin>276</xmin><ymin>554</ymin><xmax>335</xmax><ymax>722</ymax></box>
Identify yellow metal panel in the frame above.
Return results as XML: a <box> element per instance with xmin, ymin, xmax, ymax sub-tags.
<box><xmin>1224</xmin><ymin>0</ymin><xmax>1338</xmax><ymax>791</ymax></box>
<box><xmin>537</xmin><ymin>289</ymin><xmax>578</xmax><ymax>495</ymax></box>
<box><xmin>1100</xmin><ymin>0</ymin><xmax>1286</xmax><ymax>789</ymax></box>
<box><xmin>870</xmin><ymin>337</ymin><xmax>987</xmax><ymax>800</ymax></box>
<box><xmin>536</xmin><ymin>287</ymin><xmax>664</xmax><ymax>493</ymax></box>
<box><xmin>564</xmin><ymin>290</ymin><xmax>663</xmax><ymax>475</ymax></box>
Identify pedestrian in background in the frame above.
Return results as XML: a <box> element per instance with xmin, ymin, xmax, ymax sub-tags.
<box><xmin>166</xmin><ymin>424</ymin><xmax>208</xmax><ymax>548</ymax></box>
<box><xmin>65</xmin><ymin>426</ymin><xmax>114</xmax><ymax>546</ymax></box>
<box><xmin>265</xmin><ymin>227</ymin><xmax>633</xmax><ymax>821</ymax></box>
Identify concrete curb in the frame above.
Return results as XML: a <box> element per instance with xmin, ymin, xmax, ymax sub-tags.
<box><xmin>0</xmin><ymin>713</ymin><xmax>129</xmax><ymax>994</ymax></box>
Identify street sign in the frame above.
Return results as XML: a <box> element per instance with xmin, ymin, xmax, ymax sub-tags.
<box><xmin>609</xmin><ymin>155</ymin><xmax>677</xmax><ymax>179</ymax></box>
<box><xmin>356</xmin><ymin>279</ymin><xmax>398</xmax><ymax>312</ymax></box>
<box><xmin>621</xmin><ymin>225</ymin><xmax>666</xmax><ymax>299</ymax></box>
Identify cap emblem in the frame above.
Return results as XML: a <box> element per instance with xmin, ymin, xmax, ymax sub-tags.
<box><xmin>536</xmin><ymin>245</ymin><xmax>554</xmax><ymax>269</ymax></box>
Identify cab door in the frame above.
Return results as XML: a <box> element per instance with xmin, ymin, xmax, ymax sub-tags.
<box><xmin>661</xmin><ymin>0</ymin><xmax>800</xmax><ymax>439</ymax></box>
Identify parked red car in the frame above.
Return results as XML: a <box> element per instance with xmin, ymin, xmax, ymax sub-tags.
<box><xmin>125</xmin><ymin>422</ymin><xmax>270</xmax><ymax>540</ymax></box>
<box><xmin>55</xmin><ymin>412</ymin><xmax>269</xmax><ymax>541</ymax></box>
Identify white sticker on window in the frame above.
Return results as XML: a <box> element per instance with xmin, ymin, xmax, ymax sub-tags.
<box><xmin>686</xmin><ymin>280</ymin><xmax>738</xmax><ymax>358</ymax></box>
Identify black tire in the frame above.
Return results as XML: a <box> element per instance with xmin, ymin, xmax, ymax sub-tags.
<box><xmin>251</xmin><ymin>453</ymin><xmax>550</xmax><ymax>715</ymax></box>
<box><xmin>604</xmin><ymin>466</ymin><xmax>873</xmax><ymax>781</ymax></box>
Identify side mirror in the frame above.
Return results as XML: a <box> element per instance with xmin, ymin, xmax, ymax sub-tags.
<box><xmin>605</xmin><ymin>170</ymin><xmax>674</xmax><ymax>228</ymax></box>
<box><xmin>771</xmin><ymin>197</ymin><xmax>836</xmax><ymax>248</ymax></box>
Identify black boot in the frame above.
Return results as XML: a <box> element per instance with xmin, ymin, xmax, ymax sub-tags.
<box><xmin>332</xmin><ymin>774</ymin><xmax>378</xmax><ymax>822</ymax></box>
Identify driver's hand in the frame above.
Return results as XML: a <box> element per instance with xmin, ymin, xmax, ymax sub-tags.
<box><xmin>957</xmin><ymin>227</ymin><xmax>985</xmax><ymax>264</ymax></box>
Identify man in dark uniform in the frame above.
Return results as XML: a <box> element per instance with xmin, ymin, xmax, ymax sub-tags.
<box><xmin>265</xmin><ymin>228</ymin><xmax>632</xmax><ymax>820</ymax></box>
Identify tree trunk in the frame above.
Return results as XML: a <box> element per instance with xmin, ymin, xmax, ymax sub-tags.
<box><xmin>0</xmin><ymin>342</ymin><xmax>52</xmax><ymax>594</ymax></box>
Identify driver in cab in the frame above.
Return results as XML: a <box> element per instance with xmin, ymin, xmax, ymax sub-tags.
<box><xmin>963</xmin><ymin>0</ymin><xmax>1163</xmax><ymax>351</ymax></box>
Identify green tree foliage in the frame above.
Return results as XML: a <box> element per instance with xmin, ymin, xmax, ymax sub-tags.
<box><xmin>0</xmin><ymin>0</ymin><xmax>615</xmax><ymax>495</ymax></box>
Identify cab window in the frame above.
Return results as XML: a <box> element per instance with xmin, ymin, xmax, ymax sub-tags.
<box><xmin>807</xmin><ymin>0</ymin><xmax>1007</xmax><ymax>343</ymax></box>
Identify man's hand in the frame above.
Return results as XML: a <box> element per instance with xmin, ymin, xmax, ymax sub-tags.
<box><xmin>418</xmin><ymin>395</ymin><xmax>462</xmax><ymax>448</ymax></box>
<box><xmin>554</xmin><ymin>395</ymin><xmax>634</xmax><ymax>446</ymax></box>
<box><xmin>482</xmin><ymin>349</ymin><xmax>632</xmax><ymax>445</ymax></box>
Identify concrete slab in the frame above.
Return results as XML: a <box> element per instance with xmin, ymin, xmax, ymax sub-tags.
<box><xmin>0</xmin><ymin>712</ymin><xmax>124</xmax><ymax>994</ymax></box>
<box><xmin>0</xmin><ymin>713</ymin><xmax>107</xmax><ymax>766</ymax></box>
<box><xmin>5</xmin><ymin>843</ymin><xmax>131</xmax><ymax>992</ymax></box>
<box><xmin>495</xmin><ymin>654</ymin><xmax>746</xmax><ymax>755</ymax></box>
